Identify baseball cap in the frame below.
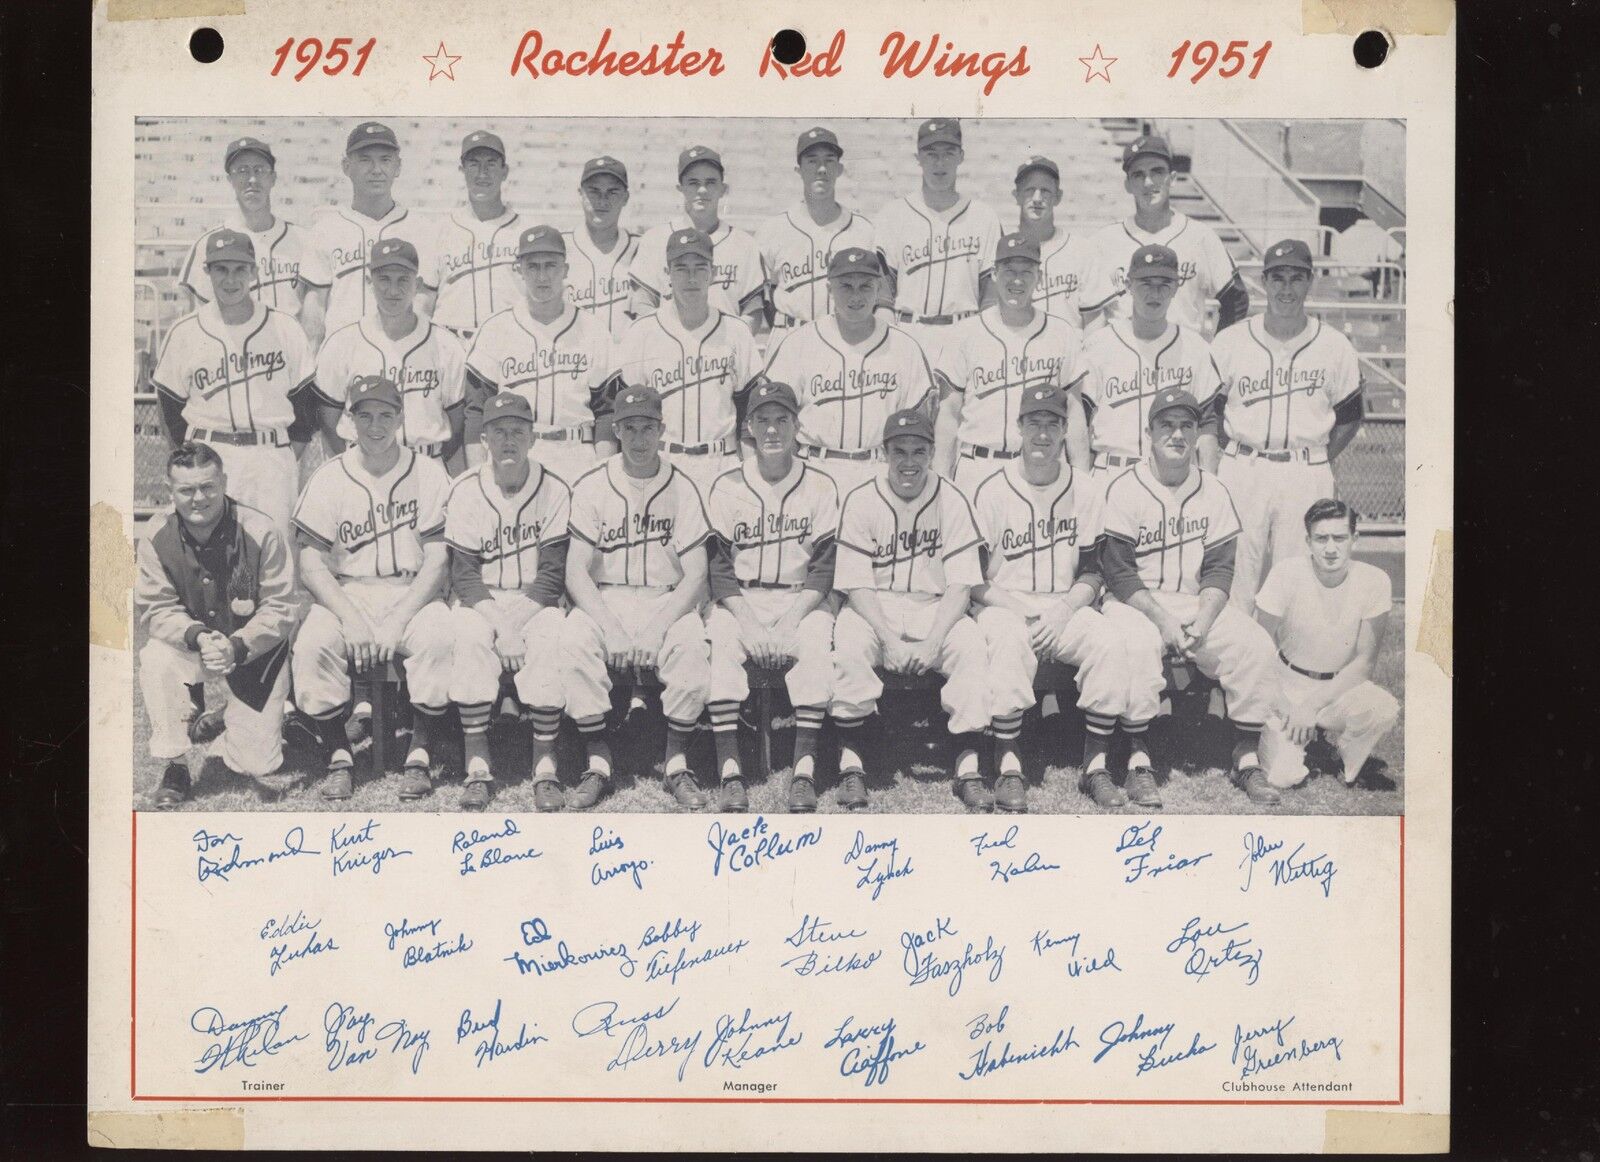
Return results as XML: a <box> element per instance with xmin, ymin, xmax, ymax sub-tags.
<box><xmin>666</xmin><ymin>228</ymin><xmax>714</xmax><ymax>264</ymax></box>
<box><xmin>917</xmin><ymin>119</ymin><xmax>962</xmax><ymax>150</ymax></box>
<box><xmin>581</xmin><ymin>155</ymin><xmax>629</xmax><ymax>186</ymax></box>
<box><xmin>796</xmin><ymin>127</ymin><xmax>843</xmax><ymax>160</ymax></box>
<box><xmin>1121</xmin><ymin>133</ymin><xmax>1173</xmax><ymax>170</ymax></box>
<box><xmin>224</xmin><ymin>136</ymin><xmax>275</xmax><ymax>169</ymax></box>
<box><xmin>368</xmin><ymin>238</ymin><xmax>419</xmax><ymax>272</ymax></box>
<box><xmin>1148</xmin><ymin>387</ymin><xmax>1201</xmax><ymax>424</ymax></box>
<box><xmin>202</xmin><ymin>229</ymin><xmax>255</xmax><ymax>266</ymax></box>
<box><xmin>882</xmin><ymin>409</ymin><xmax>935</xmax><ymax>445</ymax></box>
<box><xmin>517</xmin><ymin>225</ymin><xmax>566</xmax><ymax>259</ymax></box>
<box><xmin>611</xmin><ymin>385</ymin><xmax>664</xmax><ymax>423</ymax></box>
<box><xmin>460</xmin><ymin>130</ymin><xmax>506</xmax><ymax>160</ymax></box>
<box><xmin>1014</xmin><ymin>155</ymin><xmax>1059</xmax><ymax>184</ymax></box>
<box><xmin>482</xmin><ymin>393</ymin><xmax>534</xmax><ymax>424</ymax></box>
<box><xmin>348</xmin><ymin>376</ymin><xmax>402</xmax><ymax>412</ymax></box>
<box><xmin>678</xmin><ymin>145</ymin><xmax>724</xmax><ymax>178</ymax></box>
<box><xmin>995</xmin><ymin>233</ymin><xmax>1042</xmax><ymax>264</ymax></box>
<box><xmin>746</xmin><ymin>381</ymin><xmax>800</xmax><ymax>416</ymax></box>
<box><xmin>346</xmin><ymin>121</ymin><xmax>400</xmax><ymax>154</ymax></box>
<box><xmin>827</xmin><ymin>247</ymin><xmax>881</xmax><ymax>278</ymax></box>
<box><xmin>1262</xmin><ymin>238</ymin><xmax>1314</xmax><ymax>273</ymax></box>
<box><xmin>1127</xmin><ymin>244</ymin><xmax>1180</xmax><ymax>280</ymax></box>
<box><xmin>1018</xmin><ymin>386</ymin><xmax>1071</xmax><ymax>421</ymax></box>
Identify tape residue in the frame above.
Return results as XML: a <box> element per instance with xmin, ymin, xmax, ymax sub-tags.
<box><xmin>106</xmin><ymin>0</ymin><xmax>246</xmax><ymax>21</ymax></box>
<box><xmin>1302</xmin><ymin>0</ymin><xmax>1454</xmax><ymax>35</ymax></box>
<box><xmin>87</xmin><ymin>1108</ymin><xmax>246</xmax><ymax>1149</ymax></box>
<box><xmin>90</xmin><ymin>502</ymin><xmax>134</xmax><ymax>651</ymax></box>
<box><xmin>1324</xmin><ymin>1110</ymin><xmax>1449</xmax><ymax>1153</ymax></box>
<box><xmin>1417</xmin><ymin>529</ymin><xmax>1452</xmax><ymax>678</ymax></box>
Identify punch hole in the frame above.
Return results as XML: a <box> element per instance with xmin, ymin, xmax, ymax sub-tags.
<box><xmin>770</xmin><ymin>29</ymin><xmax>807</xmax><ymax>66</ymax></box>
<box><xmin>1352</xmin><ymin>30</ymin><xmax>1390</xmax><ymax>69</ymax></box>
<box><xmin>189</xmin><ymin>27</ymin><xmax>224</xmax><ymax>64</ymax></box>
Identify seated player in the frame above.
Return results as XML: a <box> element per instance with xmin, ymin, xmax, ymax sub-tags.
<box><xmin>831</xmin><ymin>409</ymin><xmax>1003</xmax><ymax>812</ymax></box>
<box><xmin>1099</xmin><ymin>388</ymin><xmax>1283</xmax><ymax>808</ymax></box>
<box><xmin>705</xmin><ymin>382</ymin><xmax>841</xmax><ymax>814</ymax></box>
<box><xmin>445</xmin><ymin>393</ymin><xmax>573</xmax><ymax>812</ymax></box>
<box><xmin>135</xmin><ymin>443</ymin><xmax>298</xmax><ymax>807</ymax></box>
<box><xmin>971</xmin><ymin>387</ymin><xmax>1165</xmax><ymax>813</ymax></box>
<box><xmin>290</xmin><ymin>376</ymin><xmax>456</xmax><ymax>802</ymax></box>
<box><xmin>1256</xmin><ymin>499</ymin><xmax>1400</xmax><ymax>789</ymax></box>
<box><xmin>561</xmin><ymin>386</ymin><xmax>714</xmax><ymax>810</ymax></box>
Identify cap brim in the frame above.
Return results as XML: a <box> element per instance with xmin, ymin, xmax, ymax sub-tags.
<box><xmin>1150</xmin><ymin>405</ymin><xmax>1200</xmax><ymax>423</ymax></box>
<box><xmin>1122</xmin><ymin>149</ymin><xmax>1172</xmax><ymax>170</ymax></box>
<box><xmin>1262</xmin><ymin>261</ymin><xmax>1314</xmax><ymax>275</ymax></box>
<box><xmin>348</xmin><ymin>140</ymin><xmax>398</xmax><ymax>155</ymax></box>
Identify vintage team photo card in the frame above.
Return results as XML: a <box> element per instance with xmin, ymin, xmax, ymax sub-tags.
<box><xmin>89</xmin><ymin>0</ymin><xmax>1453</xmax><ymax>1151</ymax></box>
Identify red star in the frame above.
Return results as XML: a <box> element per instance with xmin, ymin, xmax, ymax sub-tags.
<box><xmin>1079</xmin><ymin>44</ymin><xmax>1116</xmax><ymax>83</ymax></box>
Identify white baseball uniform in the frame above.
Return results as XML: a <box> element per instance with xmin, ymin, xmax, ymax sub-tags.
<box><xmin>1100</xmin><ymin>463</ymin><xmax>1276</xmax><ymax>728</ymax></box>
<box><xmin>179</xmin><ymin>215</ymin><xmax>311</xmax><ymax>312</ymax></box>
<box><xmin>1256</xmin><ymin>557</ymin><xmax>1399</xmax><ymax>788</ymax></box>
<box><xmin>311</xmin><ymin>313</ymin><xmax>467</xmax><ymax>456</ymax></box>
<box><xmin>289</xmin><ymin>448</ymin><xmax>456</xmax><ymax>715</ymax></box>
<box><xmin>631</xmin><ymin>218</ymin><xmax>767</xmax><ymax>320</ymax></box>
<box><xmin>560</xmin><ymin>458</ymin><xmax>712</xmax><ymax>730</ymax></box>
<box><xmin>1029</xmin><ymin>226</ymin><xmax>1093</xmax><ymax>320</ymax></box>
<box><xmin>1212</xmin><ymin>315</ymin><xmax>1363</xmax><ymax>612</ymax></box>
<box><xmin>938</xmin><ymin>307</ymin><xmax>1085</xmax><ymax>496</ymax></box>
<box><xmin>563</xmin><ymin>226</ymin><xmax>641</xmax><ymax>337</ymax></box>
<box><xmin>874</xmin><ymin>193</ymin><xmax>1003</xmax><ymax>365</ymax></box>
<box><xmin>429</xmin><ymin>208</ymin><xmax>524</xmax><ymax>339</ymax></box>
<box><xmin>150</xmin><ymin>301</ymin><xmax>314</xmax><ymax>541</ymax></box>
<box><xmin>1078</xmin><ymin>214</ymin><xmax>1237</xmax><ymax>334</ymax></box>
<box><xmin>706</xmin><ymin>460</ymin><xmax>840</xmax><ymax>711</ymax></box>
<box><xmin>444</xmin><ymin>461</ymin><xmax>572</xmax><ymax>712</ymax></box>
<box><xmin>756</xmin><ymin>206</ymin><xmax>876</xmax><ymax>329</ymax></box>
<box><xmin>831</xmin><ymin>475</ymin><xmax>992</xmax><ymax>733</ymax></box>
<box><xmin>465</xmin><ymin>302</ymin><xmax>613</xmax><ymax>482</ymax></box>
<box><xmin>299</xmin><ymin>205</ymin><xmax>438</xmax><ymax>338</ymax></box>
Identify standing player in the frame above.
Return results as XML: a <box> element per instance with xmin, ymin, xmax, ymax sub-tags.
<box><xmin>831</xmin><ymin>409</ymin><xmax>1000</xmax><ymax>813</ymax></box>
<box><xmin>756</xmin><ymin>127</ymin><xmax>877</xmax><ymax>336</ymax></box>
<box><xmin>178</xmin><ymin>136</ymin><xmax>309</xmax><ymax>315</ymax></box>
<box><xmin>298</xmin><ymin>122</ymin><xmax>437</xmax><ymax>349</ymax></box>
<box><xmin>1078</xmin><ymin>133</ymin><xmax>1248</xmax><ymax>336</ymax></box>
<box><xmin>464</xmin><ymin>225</ymin><xmax>616</xmax><ymax>482</ymax></box>
<box><xmin>309</xmin><ymin>239</ymin><xmax>468</xmax><ymax>469</ymax></box>
<box><xmin>630</xmin><ymin>146</ymin><xmax>766</xmax><ymax>332</ymax></box>
<box><xmin>705</xmin><ymin>382</ymin><xmax>840</xmax><ymax>814</ymax></box>
<box><xmin>290</xmin><ymin>376</ymin><xmax>456</xmax><ymax>801</ymax></box>
<box><xmin>429</xmin><ymin>130</ymin><xmax>523</xmax><ymax>344</ymax></box>
<box><xmin>561</xmin><ymin>387</ymin><xmax>713</xmax><ymax>811</ymax></box>
<box><xmin>1011</xmin><ymin>155</ymin><xmax>1092</xmax><ymax>321</ymax></box>
<box><xmin>151</xmin><ymin>229</ymin><xmax>316</xmax><ymax>544</ymax></box>
<box><xmin>446</xmin><ymin>393</ymin><xmax>572</xmax><ymax>812</ymax></box>
<box><xmin>936</xmin><ymin>233</ymin><xmax>1089</xmax><ymax>496</ymax></box>
<box><xmin>873</xmin><ymin>119</ymin><xmax>1004</xmax><ymax>367</ymax></box>
<box><xmin>1099</xmin><ymin>388</ymin><xmax>1282</xmax><ymax>808</ymax></box>
<box><xmin>608</xmin><ymin>228</ymin><xmax>762</xmax><ymax>497</ymax></box>
<box><xmin>761</xmin><ymin>247</ymin><xmax>939</xmax><ymax>497</ymax></box>
<box><xmin>1255</xmin><ymin>499</ymin><xmax>1398</xmax><ymax>790</ymax></box>
<box><xmin>1077</xmin><ymin>244</ymin><xmax>1222</xmax><ymax>499</ymax></box>
<box><xmin>563</xmin><ymin>156</ymin><xmax>640</xmax><ymax>338</ymax></box>
<box><xmin>972</xmin><ymin>387</ymin><xmax>1164</xmax><ymax>812</ymax></box>
<box><xmin>1211</xmin><ymin>239</ymin><xmax>1365</xmax><ymax>612</ymax></box>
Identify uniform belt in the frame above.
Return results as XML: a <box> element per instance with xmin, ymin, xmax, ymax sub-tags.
<box><xmin>1228</xmin><ymin>442</ymin><xmax>1329</xmax><ymax>465</ymax></box>
<box><xmin>895</xmin><ymin>309</ymin><xmax>974</xmax><ymax>326</ymax></box>
<box><xmin>740</xmin><ymin>580</ymin><xmax>805</xmax><ymax>591</ymax></box>
<box><xmin>960</xmin><ymin>443</ymin><xmax>1021</xmax><ymax>461</ymax></box>
<box><xmin>190</xmin><ymin>427</ymin><xmax>288</xmax><ymax>448</ymax></box>
<box><xmin>341</xmin><ymin>570</ymin><xmax>418</xmax><ymax>583</ymax></box>
<box><xmin>666</xmin><ymin>438</ymin><xmax>734</xmax><ymax>456</ymax></box>
<box><xmin>532</xmin><ymin>423</ymin><xmax>594</xmax><ymax>443</ymax></box>
<box><xmin>597</xmin><ymin>582</ymin><xmax>671</xmax><ymax>593</ymax></box>
<box><xmin>1093</xmin><ymin>451</ymin><xmax>1141</xmax><ymax>469</ymax></box>
<box><xmin>800</xmin><ymin>443</ymin><xmax>879</xmax><ymax>462</ymax></box>
<box><xmin>1279</xmin><ymin>650</ymin><xmax>1338</xmax><ymax>681</ymax></box>
<box><xmin>409</xmin><ymin>441</ymin><xmax>444</xmax><ymax>457</ymax></box>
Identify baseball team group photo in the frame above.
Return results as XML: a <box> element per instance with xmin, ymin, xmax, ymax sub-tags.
<box><xmin>129</xmin><ymin>114</ymin><xmax>1408</xmax><ymax>817</ymax></box>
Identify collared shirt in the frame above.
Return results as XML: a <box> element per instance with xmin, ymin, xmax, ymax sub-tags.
<box><xmin>707</xmin><ymin>459</ymin><xmax>840</xmax><ymax>591</ymax></box>
<box><xmin>1078</xmin><ymin>321</ymin><xmax>1222</xmax><ymax>457</ymax></box>
<box><xmin>293</xmin><ymin>448</ymin><xmax>452</xmax><ymax>579</ymax></box>
<box><xmin>1078</xmin><ymin>212</ymin><xmax>1237</xmax><ymax>333</ymax></box>
<box><xmin>1101</xmin><ymin>462</ymin><xmax>1241</xmax><ymax>596</ymax></box>
<box><xmin>465</xmin><ymin>301</ymin><xmax>613</xmax><ymax>431</ymax></box>
<box><xmin>973</xmin><ymin>461</ymin><xmax>1100</xmax><ymax>594</ymax></box>
<box><xmin>630</xmin><ymin>216</ymin><xmax>767</xmax><ymax>318</ymax></box>
<box><xmin>1211</xmin><ymin>315</ymin><xmax>1362</xmax><ymax>451</ymax></box>
<box><xmin>609</xmin><ymin>307</ymin><xmax>761</xmax><ymax>446</ymax></box>
<box><xmin>430</xmin><ymin>207</ymin><xmax>523</xmax><ymax>334</ymax></box>
<box><xmin>835</xmin><ymin>473</ymin><xmax>983</xmax><ymax>595</ymax></box>
<box><xmin>151</xmin><ymin>301</ymin><xmax>314</xmax><ymax>434</ymax></box>
<box><xmin>940</xmin><ymin>307</ymin><xmax>1084</xmax><ymax>453</ymax></box>
<box><xmin>567</xmin><ymin>456</ymin><xmax>712</xmax><ymax>587</ymax></box>
<box><xmin>299</xmin><ymin>203</ymin><xmax>439</xmax><ymax>336</ymax></box>
<box><xmin>563</xmin><ymin>226</ymin><xmax>641</xmax><ymax>337</ymax></box>
<box><xmin>179</xmin><ymin>213</ymin><xmax>311</xmax><ymax>311</ymax></box>
<box><xmin>755</xmin><ymin>205</ymin><xmax>877</xmax><ymax>324</ymax></box>
<box><xmin>763</xmin><ymin>316</ymin><xmax>936</xmax><ymax>452</ymax></box>
<box><xmin>312</xmin><ymin>312</ymin><xmax>467</xmax><ymax>448</ymax></box>
<box><xmin>874</xmin><ymin>194</ymin><xmax>1004</xmax><ymax>318</ymax></box>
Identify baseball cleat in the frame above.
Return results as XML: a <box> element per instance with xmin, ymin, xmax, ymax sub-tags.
<box><xmin>320</xmin><ymin>762</ymin><xmax>354</xmax><ymax>801</ymax></box>
<box><xmin>718</xmin><ymin>777</ymin><xmax>749</xmax><ymax>813</ymax></box>
<box><xmin>1231</xmin><ymin>765</ymin><xmax>1282</xmax><ymax>806</ymax></box>
<box><xmin>666</xmin><ymin>769</ymin><xmax>709</xmax><ymax>810</ymax></box>
<box><xmin>993</xmin><ymin>773</ymin><xmax>1028</xmax><ymax>814</ymax></box>
<box><xmin>1125</xmin><ymin>765</ymin><xmax>1163</xmax><ymax>809</ymax></box>
<box><xmin>835</xmin><ymin>770</ymin><xmax>869</xmax><ymax>810</ymax></box>
<box><xmin>567</xmin><ymin>771</ymin><xmax>606</xmax><ymax>810</ymax></box>
<box><xmin>956</xmin><ymin>777</ymin><xmax>995</xmax><ymax>813</ymax></box>
<box><xmin>787</xmin><ymin>775</ymin><xmax>818</xmax><ymax>813</ymax></box>
<box><xmin>1082</xmin><ymin>768</ymin><xmax>1129</xmax><ymax>809</ymax></box>
<box><xmin>460</xmin><ymin>778</ymin><xmax>492</xmax><ymax>811</ymax></box>
<box><xmin>532</xmin><ymin>777</ymin><xmax>566</xmax><ymax>813</ymax></box>
<box><xmin>398</xmin><ymin>763</ymin><xmax>433</xmax><ymax>801</ymax></box>
<box><xmin>187</xmin><ymin>706</ymin><xmax>226</xmax><ymax>745</ymax></box>
<box><xmin>153</xmin><ymin>762</ymin><xmax>192</xmax><ymax>810</ymax></box>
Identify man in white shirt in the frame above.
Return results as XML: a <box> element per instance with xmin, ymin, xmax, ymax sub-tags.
<box><xmin>429</xmin><ymin>130</ymin><xmax>523</xmax><ymax>344</ymax></box>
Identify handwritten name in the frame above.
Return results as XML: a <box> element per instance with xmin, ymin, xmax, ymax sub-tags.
<box><xmin>708</xmin><ymin>815</ymin><xmax>821</xmax><ymax>876</ymax></box>
<box><xmin>1239</xmin><ymin>832</ymin><xmax>1338</xmax><ymax>898</ymax></box>
<box><xmin>825</xmin><ymin>1015</ymin><xmax>926</xmax><ymax>1088</ymax></box>
<box><xmin>1116</xmin><ymin>820</ymin><xmax>1212</xmax><ymax>884</ymax></box>
<box><xmin>845</xmin><ymin>830</ymin><xmax>915</xmax><ymax>901</ymax></box>
<box><xmin>195</xmin><ymin>827</ymin><xmax>320</xmax><ymax>884</ymax></box>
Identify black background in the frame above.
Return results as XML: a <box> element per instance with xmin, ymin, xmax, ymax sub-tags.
<box><xmin>1</xmin><ymin>4</ymin><xmax>1596</xmax><ymax>1159</ymax></box>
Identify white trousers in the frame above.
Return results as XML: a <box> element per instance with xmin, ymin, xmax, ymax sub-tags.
<box><xmin>669</xmin><ymin>451</ymin><xmax>739</xmax><ymax>501</ymax></box>
<box><xmin>449</xmin><ymin>593</ymin><xmax>567</xmax><ymax>709</ymax></box>
<box><xmin>290</xmin><ymin>580</ymin><xmax>456</xmax><ymax>715</ymax></box>
<box><xmin>975</xmin><ymin>597</ymin><xmax>1132</xmax><ymax>722</ymax></box>
<box><xmin>1217</xmin><ymin>454</ymin><xmax>1337</xmax><ymax>615</ymax></box>
<box><xmin>529</xmin><ymin>440</ymin><xmax>600</xmax><ymax>487</ymax></box>
<box><xmin>707</xmin><ymin>592</ymin><xmax>833</xmax><ymax>709</ymax></box>
<box><xmin>1260</xmin><ymin>663</ymin><xmax>1399</xmax><ymax>787</ymax></box>
<box><xmin>831</xmin><ymin>593</ymin><xmax>993</xmax><ymax>734</ymax></box>
<box><xmin>211</xmin><ymin>442</ymin><xmax>297</xmax><ymax>551</ymax></box>
<box><xmin>1118</xmin><ymin>591</ymin><xmax>1280</xmax><ymax>728</ymax></box>
<box><xmin>954</xmin><ymin>454</ymin><xmax>1021</xmax><ymax>500</ymax></box>
<box><xmin>139</xmin><ymin>637</ymin><xmax>289</xmax><ymax>776</ymax></box>
<box><xmin>561</xmin><ymin>589</ymin><xmax>710</xmax><ymax>727</ymax></box>
<box><xmin>803</xmin><ymin>454</ymin><xmax>881</xmax><ymax>500</ymax></box>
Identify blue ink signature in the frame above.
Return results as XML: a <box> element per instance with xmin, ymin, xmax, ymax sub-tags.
<box><xmin>504</xmin><ymin>939</ymin><xmax>636</xmax><ymax>980</ymax></box>
<box><xmin>969</xmin><ymin>825</ymin><xmax>1019</xmax><ymax>856</ymax></box>
<box><xmin>639</xmin><ymin>917</ymin><xmax>702</xmax><ymax>948</ymax></box>
<box><xmin>589</xmin><ymin>825</ymin><xmax>625</xmax><ymax>856</ymax></box>
<box><xmin>1232</xmin><ymin>1014</ymin><xmax>1344</xmax><ymax>1079</ymax></box>
<box><xmin>323</xmin><ymin>1002</ymin><xmax>432</xmax><ymax>1075</ymax></box>
<box><xmin>189</xmin><ymin>1005</ymin><xmax>308</xmax><ymax>1074</ymax></box>
<box><xmin>1116</xmin><ymin>820</ymin><xmax>1212</xmax><ymax>884</ymax></box>
<box><xmin>1095</xmin><ymin>1013</ymin><xmax>1217</xmax><ymax>1076</ymax></box>
<box><xmin>455</xmin><ymin>998</ymin><xmax>548</xmax><ymax>1069</ymax></box>
<box><xmin>644</xmin><ymin>937</ymin><xmax>750</xmax><ymax>987</ymax></box>
<box><xmin>703</xmin><ymin>1008</ymin><xmax>803</xmax><ymax>1071</ymax></box>
<box><xmin>1239</xmin><ymin>832</ymin><xmax>1338</xmax><ymax>898</ymax></box>
<box><xmin>708</xmin><ymin>816</ymin><xmax>822</xmax><ymax>876</ymax></box>
<box><xmin>196</xmin><ymin>827</ymin><xmax>320</xmax><ymax>883</ymax></box>
<box><xmin>451</xmin><ymin>818</ymin><xmax>521</xmax><ymax>852</ymax></box>
<box><xmin>781</xmin><ymin>948</ymin><xmax>882</xmax><ymax>977</ymax></box>
<box><xmin>259</xmin><ymin>910</ymin><xmax>319</xmax><ymax>942</ymax></box>
<box><xmin>1166</xmin><ymin>916</ymin><xmax>1263</xmax><ymax>986</ymax></box>
<box><xmin>899</xmin><ymin>917</ymin><xmax>1005</xmax><ymax>997</ymax></box>
<box><xmin>329</xmin><ymin>819</ymin><xmax>412</xmax><ymax>878</ymax></box>
<box><xmin>845</xmin><ymin>830</ymin><xmax>916</xmax><ymax>901</ymax></box>
<box><xmin>267</xmin><ymin>928</ymin><xmax>339</xmax><ymax>978</ymax></box>
<box><xmin>785</xmin><ymin>913</ymin><xmax>867</xmax><ymax>948</ymax></box>
<box><xmin>824</xmin><ymin>1015</ymin><xmax>926</xmax><ymax>1088</ymax></box>
<box><xmin>958</xmin><ymin>1007</ymin><xmax>1079</xmax><ymax>1080</ymax></box>
<box><xmin>1030</xmin><ymin>930</ymin><xmax>1122</xmax><ymax>978</ymax></box>
<box><xmin>577</xmin><ymin>1001</ymin><xmax>701</xmax><ymax>1083</ymax></box>
<box><xmin>990</xmin><ymin>851</ymin><xmax>1062</xmax><ymax>884</ymax></box>
<box><xmin>592</xmin><ymin>857</ymin><xmax>651</xmax><ymax>890</ymax></box>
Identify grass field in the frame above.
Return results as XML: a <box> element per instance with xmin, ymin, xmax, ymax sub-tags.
<box><xmin>131</xmin><ymin>603</ymin><xmax>1404</xmax><ymax>818</ymax></box>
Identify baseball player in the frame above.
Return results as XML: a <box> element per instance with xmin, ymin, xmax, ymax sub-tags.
<box><xmin>151</xmin><ymin>228</ymin><xmax>316</xmax><ymax>545</ymax></box>
<box><xmin>755</xmin><ymin>127</ymin><xmax>877</xmax><ymax>335</ymax></box>
<box><xmin>298</xmin><ymin>121</ymin><xmax>437</xmax><ymax>349</ymax></box>
<box><xmin>761</xmin><ymin>247</ymin><xmax>939</xmax><ymax>497</ymax></box>
<box><xmin>178</xmin><ymin>136</ymin><xmax>310</xmax><ymax>315</ymax></box>
<box><xmin>309</xmin><ymin>238</ymin><xmax>468</xmax><ymax>469</ymax></box>
<box><xmin>1077</xmin><ymin>244</ymin><xmax>1223</xmax><ymax>499</ymax></box>
<box><xmin>136</xmin><ymin>443</ymin><xmax>298</xmax><ymax>807</ymax></box>
<box><xmin>630</xmin><ymin>146</ymin><xmax>766</xmax><ymax>332</ymax></box>
<box><xmin>935</xmin><ymin>232</ymin><xmax>1090</xmax><ymax>496</ymax></box>
<box><xmin>445</xmin><ymin>393</ymin><xmax>572</xmax><ymax>812</ymax></box>
<box><xmin>563</xmin><ymin>155</ymin><xmax>640</xmax><ymax>338</ymax></box>
<box><xmin>972</xmin><ymin>387</ymin><xmax>1165</xmax><ymax>812</ymax></box>
<box><xmin>1211</xmin><ymin>239</ymin><xmax>1366</xmax><ymax>613</ymax></box>
<box><xmin>1099</xmin><ymin>387</ymin><xmax>1282</xmax><ymax>808</ymax></box>
<box><xmin>705</xmin><ymin>382</ymin><xmax>841</xmax><ymax>813</ymax></box>
<box><xmin>560</xmin><ymin>386</ymin><xmax>713</xmax><ymax>811</ymax></box>
<box><xmin>428</xmin><ymin>130</ymin><xmax>523</xmax><ymax>344</ymax></box>
<box><xmin>1011</xmin><ymin>155</ymin><xmax>1093</xmax><ymax>321</ymax></box>
<box><xmin>831</xmin><ymin>409</ymin><xmax>998</xmax><ymax>812</ymax></box>
<box><xmin>1078</xmin><ymin>133</ymin><xmax>1248</xmax><ymax>336</ymax></box>
<box><xmin>463</xmin><ymin>225</ymin><xmax>616</xmax><ymax>482</ymax></box>
<box><xmin>1255</xmin><ymin>499</ymin><xmax>1398</xmax><ymax>790</ymax></box>
<box><xmin>290</xmin><ymin>376</ymin><xmax>456</xmax><ymax>802</ymax></box>
<box><xmin>873</xmin><ymin>119</ymin><xmax>1004</xmax><ymax>367</ymax></box>
<box><xmin>607</xmin><ymin>228</ymin><xmax>763</xmax><ymax>497</ymax></box>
